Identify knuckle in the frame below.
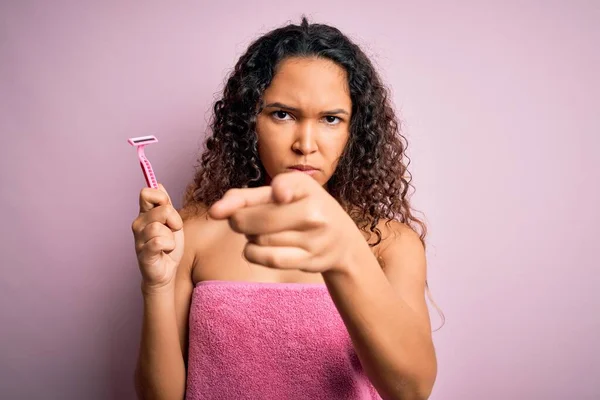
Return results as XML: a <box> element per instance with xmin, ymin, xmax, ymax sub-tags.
<box><xmin>229</xmin><ymin>213</ymin><xmax>244</xmax><ymax>232</ymax></box>
<box><xmin>305</xmin><ymin>208</ymin><xmax>325</xmax><ymax>225</ymax></box>
<box><xmin>266</xmin><ymin>212</ymin><xmax>279</xmax><ymax>229</ymax></box>
<box><xmin>148</xmin><ymin>236</ymin><xmax>163</xmax><ymax>251</ymax></box>
<box><xmin>266</xmin><ymin>253</ymin><xmax>281</xmax><ymax>269</ymax></box>
<box><xmin>140</xmin><ymin>187</ymin><xmax>152</xmax><ymax>200</ymax></box>
<box><xmin>173</xmin><ymin>208</ymin><xmax>183</xmax><ymax>223</ymax></box>
<box><xmin>146</xmin><ymin>221</ymin><xmax>162</xmax><ymax>237</ymax></box>
<box><xmin>131</xmin><ymin>218</ymin><xmax>141</xmax><ymax>233</ymax></box>
<box><xmin>256</xmin><ymin>234</ymin><xmax>270</xmax><ymax>246</ymax></box>
<box><xmin>173</xmin><ymin>216</ymin><xmax>183</xmax><ymax>229</ymax></box>
<box><xmin>262</xmin><ymin>235</ymin><xmax>272</xmax><ymax>246</ymax></box>
<box><xmin>242</xmin><ymin>243</ymin><xmax>254</xmax><ymax>261</ymax></box>
<box><xmin>161</xmin><ymin>191</ymin><xmax>170</xmax><ymax>204</ymax></box>
<box><xmin>156</xmin><ymin>205</ymin><xmax>170</xmax><ymax>220</ymax></box>
<box><xmin>166</xmin><ymin>205</ymin><xmax>178</xmax><ymax>219</ymax></box>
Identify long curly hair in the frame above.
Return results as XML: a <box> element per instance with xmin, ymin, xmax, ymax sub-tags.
<box><xmin>183</xmin><ymin>17</ymin><xmax>426</xmax><ymax>247</ymax></box>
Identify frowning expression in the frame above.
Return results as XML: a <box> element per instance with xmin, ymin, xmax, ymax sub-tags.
<box><xmin>256</xmin><ymin>57</ymin><xmax>352</xmax><ymax>186</ymax></box>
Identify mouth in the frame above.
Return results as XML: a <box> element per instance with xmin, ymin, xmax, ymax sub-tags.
<box><xmin>287</xmin><ymin>165</ymin><xmax>319</xmax><ymax>176</ymax></box>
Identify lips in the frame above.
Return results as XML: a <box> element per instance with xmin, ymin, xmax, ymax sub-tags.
<box><xmin>289</xmin><ymin>164</ymin><xmax>318</xmax><ymax>171</ymax></box>
<box><xmin>288</xmin><ymin>165</ymin><xmax>319</xmax><ymax>175</ymax></box>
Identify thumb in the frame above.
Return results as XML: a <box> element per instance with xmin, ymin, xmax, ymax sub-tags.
<box><xmin>271</xmin><ymin>171</ymin><xmax>314</xmax><ymax>204</ymax></box>
<box><xmin>157</xmin><ymin>183</ymin><xmax>173</xmax><ymax>205</ymax></box>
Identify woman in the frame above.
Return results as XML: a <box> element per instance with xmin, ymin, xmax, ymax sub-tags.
<box><xmin>132</xmin><ymin>17</ymin><xmax>437</xmax><ymax>400</ymax></box>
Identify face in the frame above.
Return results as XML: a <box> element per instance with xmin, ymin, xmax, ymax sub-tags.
<box><xmin>255</xmin><ymin>57</ymin><xmax>352</xmax><ymax>187</ymax></box>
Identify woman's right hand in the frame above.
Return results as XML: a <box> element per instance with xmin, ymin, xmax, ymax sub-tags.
<box><xmin>131</xmin><ymin>184</ymin><xmax>184</xmax><ymax>293</ymax></box>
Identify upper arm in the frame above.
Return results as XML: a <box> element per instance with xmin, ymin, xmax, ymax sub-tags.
<box><xmin>173</xmin><ymin>219</ymin><xmax>198</xmax><ymax>364</ymax></box>
<box><xmin>378</xmin><ymin>221</ymin><xmax>432</xmax><ymax>331</ymax></box>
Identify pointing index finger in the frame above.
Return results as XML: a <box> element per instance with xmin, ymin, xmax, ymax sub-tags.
<box><xmin>271</xmin><ymin>171</ymin><xmax>315</xmax><ymax>204</ymax></box>
<box><xmin>208</xmin><ymin>186</ymin><xmax>274</xmax><ymax>219</ymax></box>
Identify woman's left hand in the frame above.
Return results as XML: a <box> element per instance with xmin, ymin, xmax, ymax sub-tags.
<box><xmin>208</xmin><ymin>171</ymin><xmax>365</xmax><ymax>273</ymax></box>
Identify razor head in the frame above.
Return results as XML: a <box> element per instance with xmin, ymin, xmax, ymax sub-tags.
<box><xmin>128</xmin><ymin>135</ymin><xmax>158</xmax><ymax>146</ymax></box>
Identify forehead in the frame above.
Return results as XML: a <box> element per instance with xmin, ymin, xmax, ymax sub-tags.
<box><xmin>264</xmin><ymin>57</ymin><xmax>351</xmax><ymax>109</ymax></box>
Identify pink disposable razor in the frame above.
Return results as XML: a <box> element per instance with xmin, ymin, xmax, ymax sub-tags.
<box><xmin>128</xmin><ymin>135</ymin><xmax>159</xmax><ymax>189</ymax></box>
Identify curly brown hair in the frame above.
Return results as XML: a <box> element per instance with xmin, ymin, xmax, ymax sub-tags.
<box><xmin>183</xmin><ymin>17</ymin><xmax>426</xmax><ymax>247</ymax></box>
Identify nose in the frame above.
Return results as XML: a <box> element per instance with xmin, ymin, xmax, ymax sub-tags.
<box><xmin>292</xmin><ymin>121</ymin><xmax>318</xmax><ymax>155</ymax></box>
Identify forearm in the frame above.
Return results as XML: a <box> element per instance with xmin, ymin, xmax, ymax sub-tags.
<box><xmin>323</xmin><ymin>250</ymin><xmax>436</xmax><ymax>400</ymax></box>
<box><xmin>135</xmin><ymin>287</ymin><xmax>186</xmax><ymax>400</ymax></box>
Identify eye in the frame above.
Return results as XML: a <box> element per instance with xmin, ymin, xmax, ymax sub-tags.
<box><xmin>271</xmin><ymin>110</ymin><xmax>292</xmax><ymax>120</ymax></box>
<box><xmin>323</xmin><ymin>116</ymin><xmax>341</xmax><ymax>125</ymax></box>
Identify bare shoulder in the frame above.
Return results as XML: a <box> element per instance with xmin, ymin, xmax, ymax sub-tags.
<box><xmin>178</xmin><ymin>203</ymin><xmax>230</xmax><ymax>254</ymax></box>
<box><xmin>375</xmin><ymin>219</ymin><xmax>425</xmax><ymax>258</ymax></box>
<box><xmin>373</xmin><ymin>219</ymin><xmax>431</xmax><ymax>327</ymax></box>
<box><xmin>375</xmin><ymin>220</ymin><xmax>435</xmax><ymax>354</ymax></box>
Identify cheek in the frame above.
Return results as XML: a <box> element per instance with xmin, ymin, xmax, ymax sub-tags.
<box><xmin>257</xmin><ymin>130</ymin><xmax>277</xmax><ymax>156</ymax></box>
<box><xmin>255</xmin><ymin>118</ymin><xmax>270</xmax><ymax>155</ymax></box>
<box><xmin>256</xmin><ymin>117</ymin><xmax>292</xmax><ymax>152</ymax></box>
<box><xmin>256</xmin><ymin>122</ymin><xmax>285</xmax><ymax>171</ymax></box>
<box><xmin>257</xmin><ymin>139</ymin><xmax>273</xmax><ymax>166</ymax></box>
<box><xmin>321</xmin><ymin>131</ymin><xmax>350</xmax><ymax>173</ymax></box>
<box><xmin>325</xmin><ymin>130</ymin><xmax>350</xmax><ymax>157</ymax></box>
<box><xmin>339</xmin><ymin>132</ymin><xmax>350</xmax><ymax>154</ymax></box>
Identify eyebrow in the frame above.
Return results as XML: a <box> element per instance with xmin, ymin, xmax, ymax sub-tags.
<box><xmin>263</xmin><ymin>102</ymin><xmax>350</xmax><ymax>116</ymax></box>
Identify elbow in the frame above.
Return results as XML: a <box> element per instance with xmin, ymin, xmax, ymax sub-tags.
<box><xmin>382</xmin><ymin>379</ymin><xmax>434</xmax><ymax>400</ymax></box>
<box><xmin>413</xmin><ymin>369</ymin><xmax>437</xmax><ymax>400</ymax></box>
<box><xmin>389</xmin><ymin>380</ymin><xmax>434</xmax><ymax>400</ymax></box>
<box><xmin>399</xmin><ymin>346</ymin><xmax>438</xmax><ymax>399</ymax></box>
<box><xmin>405</xmin><ymin>370</ymin><xmax>437</xmax><ymax>400</ymax></box>
<box><xmin>404</xmin><ymin>363</ymin><xmax>437</xmax><ymax>400</ymax></box>
<box><xmin>412</xmin><ymin>382</ymin><xmax>435</xmax><ymax>400</ymax></box>
<box><xmin>378</xmin><ymin>361</ymin><xmax>437</xmax><ymax>400</ymax></box>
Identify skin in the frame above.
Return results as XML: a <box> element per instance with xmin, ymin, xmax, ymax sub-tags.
<box><xmin>256</xmin><ymin>57</ymin><xmax>352</xmax><ymax>188</ymax></box>
<box><xmin>133</xmin><ymin>57</ymin><xmax>437</xmax><ymax>400</ymax></box>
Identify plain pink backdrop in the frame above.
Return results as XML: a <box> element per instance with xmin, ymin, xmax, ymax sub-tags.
<box><xmin>1</xmin><ymin>1</ymin><xmax>598</xmax><ymax>399</ymax></box>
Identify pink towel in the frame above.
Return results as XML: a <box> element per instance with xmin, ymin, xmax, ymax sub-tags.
<box><xmin>185</xmin><ymin>280</ymin><xmax>381</xmax><ymax>399</ymax></box>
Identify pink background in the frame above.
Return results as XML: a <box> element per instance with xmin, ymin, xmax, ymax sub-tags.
<box><xmin>1</xmin><ymin>1</ymin><xmax>598</xmax><ymax>399</ymax></box>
